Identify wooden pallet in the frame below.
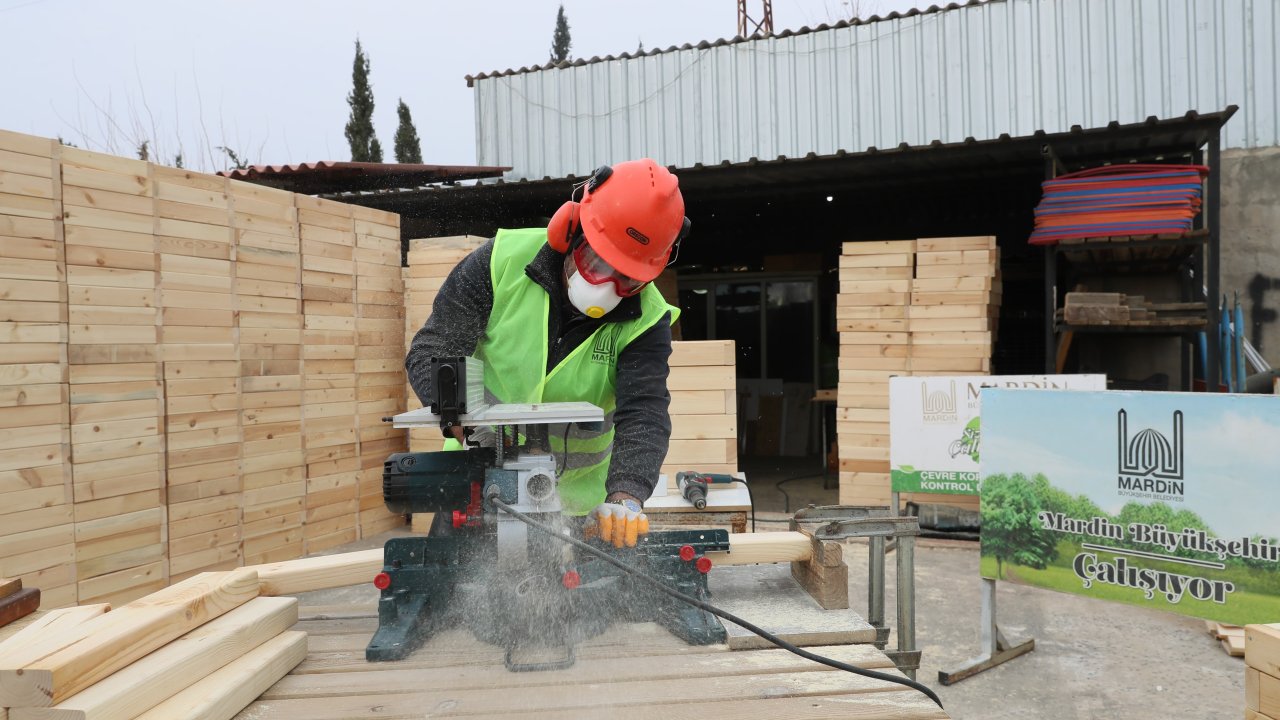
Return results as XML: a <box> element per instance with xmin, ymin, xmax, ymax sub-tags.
<box><xmin>233</xmin><ymin>600</ymin><xmax>947</xmax><ymax>720</ymax></box>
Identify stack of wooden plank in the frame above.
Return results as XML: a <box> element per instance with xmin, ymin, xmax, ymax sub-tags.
<box><xmin>1059</xmin><ymin>291</ymin><xmax>1206</xmax><ymax>328</ymax></box>
<box><xmin>297</xmin><ymin>197</ymin><xmax>361</xmax><ymax>554</ymax></box>
<box><xmin>0</xmin><ymin>131</ymin><xmax>416</xmax><ymax>603</ymax></box>
<box><xmin>352</xmin><ymin>206</ymin><xmax>406</xmax><ymax>538</ymax></box>
<box><xmin>401</xmin><ymin>236</ymin><xmax>487</xmax><ymax>454</ymax></box>
<box><xmin>0</xmin><ymin>570</ymin><xmax>306</xmax><ymax>720</ymax></box>
<box><xmin>0</xmin><ymin>132</ymin><xmax>74</xmax><ymax>610</ymax></box>
<box><xmin>61</xmin><ymin>147</ymin><xmax>169</xmax><ymax>606</ymax></box>
<box><xmin>910</xmin><ymin>237</ymin><xmax>1000</xmax><ymax>376</ymax></box>
<box><xmin>1206</xmin><ymin>620</ymin><xmax>1246</xmax><ymax>656</ymax></box>
<box><xmin>1247</xmin><ymin>623</ymin><xmax>1280</xmax><ymax>720</ymax></box>
<box><xmin>838</xmin><ymin>237</ymin><xmax>1000</xmax><ymax>507</ymax></box>
<box><xmin>156</xmin><ymin>166</ymin><xmax>243</xmax><ymax>581</ymax></box>
<box><xmin>661</xmin><ymin>340</ymin><xmax>738</xmax><ymax>490</ymax></box>
<box><xmin>836</xmin><ymin>240</ymin><xmax>914</xmax><ymax>507</ymax></box>
<box><xmin>233</xmin><ymin>180</ymin><xmax>306</xmax><ymax>566</ymax></box>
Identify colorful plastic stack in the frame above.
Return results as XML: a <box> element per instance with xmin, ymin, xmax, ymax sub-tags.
<box><xmin>1028</xmin><ymin>164</ymin><xmax>1209</xmax><ymax>245</ymax></box>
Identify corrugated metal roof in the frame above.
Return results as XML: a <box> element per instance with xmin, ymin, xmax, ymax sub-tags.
<box><xmin>338</xmin><ymin>108</ymin><xmax>1236</xmax><ymax>219</ymax></box>
<box><xmin>471</xmin><ymin>0</ymin><xmax>1275</xmax><ymax>182</ymax></box>
<box><xmin>464</xmin><ymin>0</ymin><xmax>994</xmax><ymax>87</ymax></box>
<box><xmin>218</xmin><ymin>161</ymin><xmax>509</xmax><ymax>195</ymax></box>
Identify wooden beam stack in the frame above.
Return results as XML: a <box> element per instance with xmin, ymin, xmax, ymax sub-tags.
<box><xmin>297</xmin><ymin>197</ymin><xmax>360</xmax><ymax>554</ymax></box>
<box><xmin>661</xmin><ymin>340</ymin><xmax>738</xmax><ymax>489</ymax></box>
<box><xmin>838</xmin><ymin>237</ymin><xmax>1000</xmax><ymax>508</ymax></box>
<box><xmin>0</xmin><ymin>132</ymin><xmax>74</xmax><ymax>610</ymax></box>
<box><xmin>0</xmin><ymin>569</ymin><xmax>304</xmax><ymax>720</ymax></box>
<box><xmin>1247</xmin><ymin>624</ymin><xmax>1280</xmax><ymax>720</ymax></box>
<box><xmin>233</xmin><ymin>180</ymin><xmax>306</xmax><ymax>566</ymax></box>
<box><xmin>352</xmin><ymin>207</ymin><xmax>406</xmax><ymax>538</ymax></box>
<box><xmin>401</xmin><ymin>236</ymin><xmax>487</xmax><ymax>453</ymax></box>
<box><xmin>61</xmin><ymin>147</ymin><xmax>168</xmax><ymax>606</ymax></box>
<box><xmin>156</xmin><ymin>166</ymin><xmax>243</xmax><ymax>582</ymax></box>
<box><xmin>910</xmin><ymin>237</ymin><xmax>999</xmax><ymax>376</ymax></box>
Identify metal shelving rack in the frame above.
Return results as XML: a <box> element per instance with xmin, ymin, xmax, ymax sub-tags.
<box><xmin>1041</xmin><ymin>125</ymin><xmax>1223</xmax><ymax>391</ymax></box>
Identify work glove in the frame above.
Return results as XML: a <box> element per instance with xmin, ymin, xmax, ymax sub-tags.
<box><xmin>584</xmin><ymin>500</ymin><xmax>650</xmax><ymax>548</ymax></box>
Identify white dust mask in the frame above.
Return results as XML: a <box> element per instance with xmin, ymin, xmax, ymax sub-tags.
<box><xmin>564</xmin><ymin>260</ymin><xmax>622</xmax><ymax>319</ymax></box>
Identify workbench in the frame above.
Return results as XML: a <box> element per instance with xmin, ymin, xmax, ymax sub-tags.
<box><xmin>235</xmin><ymin>566</ymin><xmax>949</xmax><ymax>720</ymax></box>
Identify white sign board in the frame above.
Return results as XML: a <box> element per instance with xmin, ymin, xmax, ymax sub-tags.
<box><xmin>889</xmin><ymin>374</ymin><xmax>1107</xmax><ymax>495</ymax></box>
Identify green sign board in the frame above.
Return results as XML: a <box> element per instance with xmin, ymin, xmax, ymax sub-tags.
<box><xmin>979</xmin><ymin>388</ymin><xmax>1280</xmax><ymax>625</ymax></box>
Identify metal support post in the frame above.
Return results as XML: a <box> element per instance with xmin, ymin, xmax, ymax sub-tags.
<box><xmin>937</xmin><ymin>578</ymin><xmax>1035</xmax><ymax>685</ymax></box>
<box><xmin>893</xmin><ymin>534</ymin><xmax>917</xmax><ymax>680</ymax></box>
<box><xmin>867</xmin><ymin>535</ymin><xmax>888</xmax><ymax>648</ymax></box>
<box><xmin>1206</xmin><ymin>133</ymin><xmax>1222</xmax><ymax>390</ymax></box>
<box><xmin>792</xmin><ymin>505</ymin><xmax>921</xmax><ymax>675</ymax></box>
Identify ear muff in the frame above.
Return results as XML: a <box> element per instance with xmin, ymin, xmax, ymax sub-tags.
<box><xmin>547</xmin><ymin>200</ymin><xmax>580</xmax><ymax>254</ymax></box>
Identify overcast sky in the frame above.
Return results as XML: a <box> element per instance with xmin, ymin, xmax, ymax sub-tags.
<box><xmin>1</xmin><ymin>0</ymin><xmax>926</xmax><ymax>172</ymax></box>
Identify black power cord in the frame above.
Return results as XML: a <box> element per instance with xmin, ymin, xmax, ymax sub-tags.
<box><xmin>731</xmin><ymin>478</ymin><xmax>755</xmax><ymax>533</ymax></box>
<box><xmin>490</xmin><ymin>497</ymin><xmax>943</xmax><ymax>709</ymax></box>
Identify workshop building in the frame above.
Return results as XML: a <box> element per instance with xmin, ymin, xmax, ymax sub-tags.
<box><xmin>325</xmin><ymin>0</ymin><xmax>1277</xmax><ymax>473</ymax></box>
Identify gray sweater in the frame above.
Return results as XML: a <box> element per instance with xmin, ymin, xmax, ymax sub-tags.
<box><xmin>405</xmin><ymin>236</ymin><xmax>674</xmax><ymax>503</ymax></box>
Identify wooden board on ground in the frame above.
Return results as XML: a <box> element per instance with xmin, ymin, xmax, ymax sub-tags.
<box><xmin>710</xmin><ymin>563</ymin><xmax>876</xmax><ymax>649</ymax></box>
<box><xmin>234</xmin><ymin>599</ymin><xmax>945</xmax><ymax>720</ymax></box>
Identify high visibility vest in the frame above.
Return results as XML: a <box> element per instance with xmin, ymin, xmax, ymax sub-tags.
<box><xmin>460</xmin><ymin>227</ymin><xmax>679</xmax><ymax>515</ymax></box>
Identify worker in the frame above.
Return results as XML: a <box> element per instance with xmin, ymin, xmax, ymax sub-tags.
<box><xmin>406</xmin><ymin>159</ymin><xmax>689</xmax><ymax>548</ymax></box>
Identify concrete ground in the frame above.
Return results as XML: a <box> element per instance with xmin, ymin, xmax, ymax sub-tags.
<box><xmin>300</xmin><ymin>458</ymin><xmax>1245</xmax><ymax>719</ymax></box>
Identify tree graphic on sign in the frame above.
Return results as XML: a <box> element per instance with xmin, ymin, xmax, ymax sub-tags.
<box><xmin>980</xmin><ymin>473</ymin><xmax>1058</xmax><ymax>580</ymax></box>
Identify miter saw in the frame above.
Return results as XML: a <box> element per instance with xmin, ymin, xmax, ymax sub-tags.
<box><xmin>365</xmin><ymin>357</ymin><xmax>729</xmax><ymax>669</ymax></box>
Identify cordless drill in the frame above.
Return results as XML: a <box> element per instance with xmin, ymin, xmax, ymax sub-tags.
<box><xmin>675</xmin><ymin>470</ymin><xmax>735</xmax><ymax>509</ymax></box>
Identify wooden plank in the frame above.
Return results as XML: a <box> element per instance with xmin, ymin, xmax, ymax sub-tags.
<box><xmin>0</xmin><ymin>605</ymin><xmax>109</xmax><ymax>661</ymax></box>
<box><xmin>0</xmin><ymin>132</ymin><xmax>52</xmax><ymax>158</ymax></box>
<box><xmin>130</xmin><ymin>631</ymin><xmax>306</xmax><ymax>720</ymax></box>
<box><xmin>916</xmin><ymin>236</ymin><xmax>994</xmax><ymax>252</ymax></box>
<box><xmin>913</xmin><ymin>264</ymin><xmax>996</xmax><ymax>281</ymax></box>
<box><xmin>238</xmin><ymin>664</ymin><xmax>923</xmax><ymax>720</ymax></box>
<box><xmin>265</xmin><ymin>642</ymin><xmax>891</xmax><ymax>698</ymax></box>
<box><xmin>0</xmin><ymin>579</ymin><xmax>18</xmax><ymax>601</ymax></box>
<box><xmin>0</xmin><ymin>570</ymin><xmax>260</xmax><ymax>707</ymax></box>
<box><xmin>20</xmin><ymin>598</ymin><xmax>298</xmax><ymax>720</ymax></box>
<box><xmin>841</xmin><ymin>240</ymin><xmax>916</xmax><ymax>255</ymax></box>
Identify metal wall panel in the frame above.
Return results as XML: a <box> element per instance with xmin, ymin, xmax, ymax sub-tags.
<box><xmin>474</xmin><ymin>0</ymin><xmax>1279</xmax><ymax>180</ymax></box>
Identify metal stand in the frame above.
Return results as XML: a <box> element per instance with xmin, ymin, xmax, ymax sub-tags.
<box><xmin>792</xmin><ymin>505</ymin><xmax>921</xmax><ymax>679</ymax></box>
<box><xmin>937</xmin><ymin>578</ymin><xmax>1035</xmax><ymax>685</ymax></box>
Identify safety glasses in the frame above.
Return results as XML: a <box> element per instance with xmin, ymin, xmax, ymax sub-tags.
<box><xmin>572</xmin><ymin>240</ymin><xmax>648</xmax><ymax>297</ymax></box>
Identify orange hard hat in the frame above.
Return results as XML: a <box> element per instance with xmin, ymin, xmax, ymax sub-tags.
<box><xmin>548</xmin><ymin>159</ymin><xmax>689</xmax><ymax>283</ymax></box>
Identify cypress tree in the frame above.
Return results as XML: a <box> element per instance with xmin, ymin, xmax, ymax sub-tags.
<box><xmin>345</xmin><ymin>39</ymin><xmax>382</xmax><ymax>162</ymax></box>
<box><xmin>550</xmin><ymin>5</ymin><xmax>572</xmax><ymax>64</ymax></box>
<box><xmin>393</xmin><ymin>99</ymin><xmax>422</xmax><ymax>164</ymax></box>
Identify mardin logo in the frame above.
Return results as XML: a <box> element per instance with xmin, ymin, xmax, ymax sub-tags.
<box><xmin>921</xmin><ymin>380</ymin><xmax>957</xmax><ymax>420</ymax></box>
<box><xmin>1116</xmin><ymin>409</ymin><xmax>1185</xmax><ymax>499</ymax></box>
<box><xmin>1117</xmin><ymin>409</ymin><xmax>1184</xmax><ymax>479</ymax></box>
<box><xmin>625</xmin><ymin>227</ymin><xmax>650</xmax><ymax>245</ymax></box>
<box><xmin>590</xmin><ymin>329</ymin><xmax>617</xmax><ymax>366</ymax></box>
